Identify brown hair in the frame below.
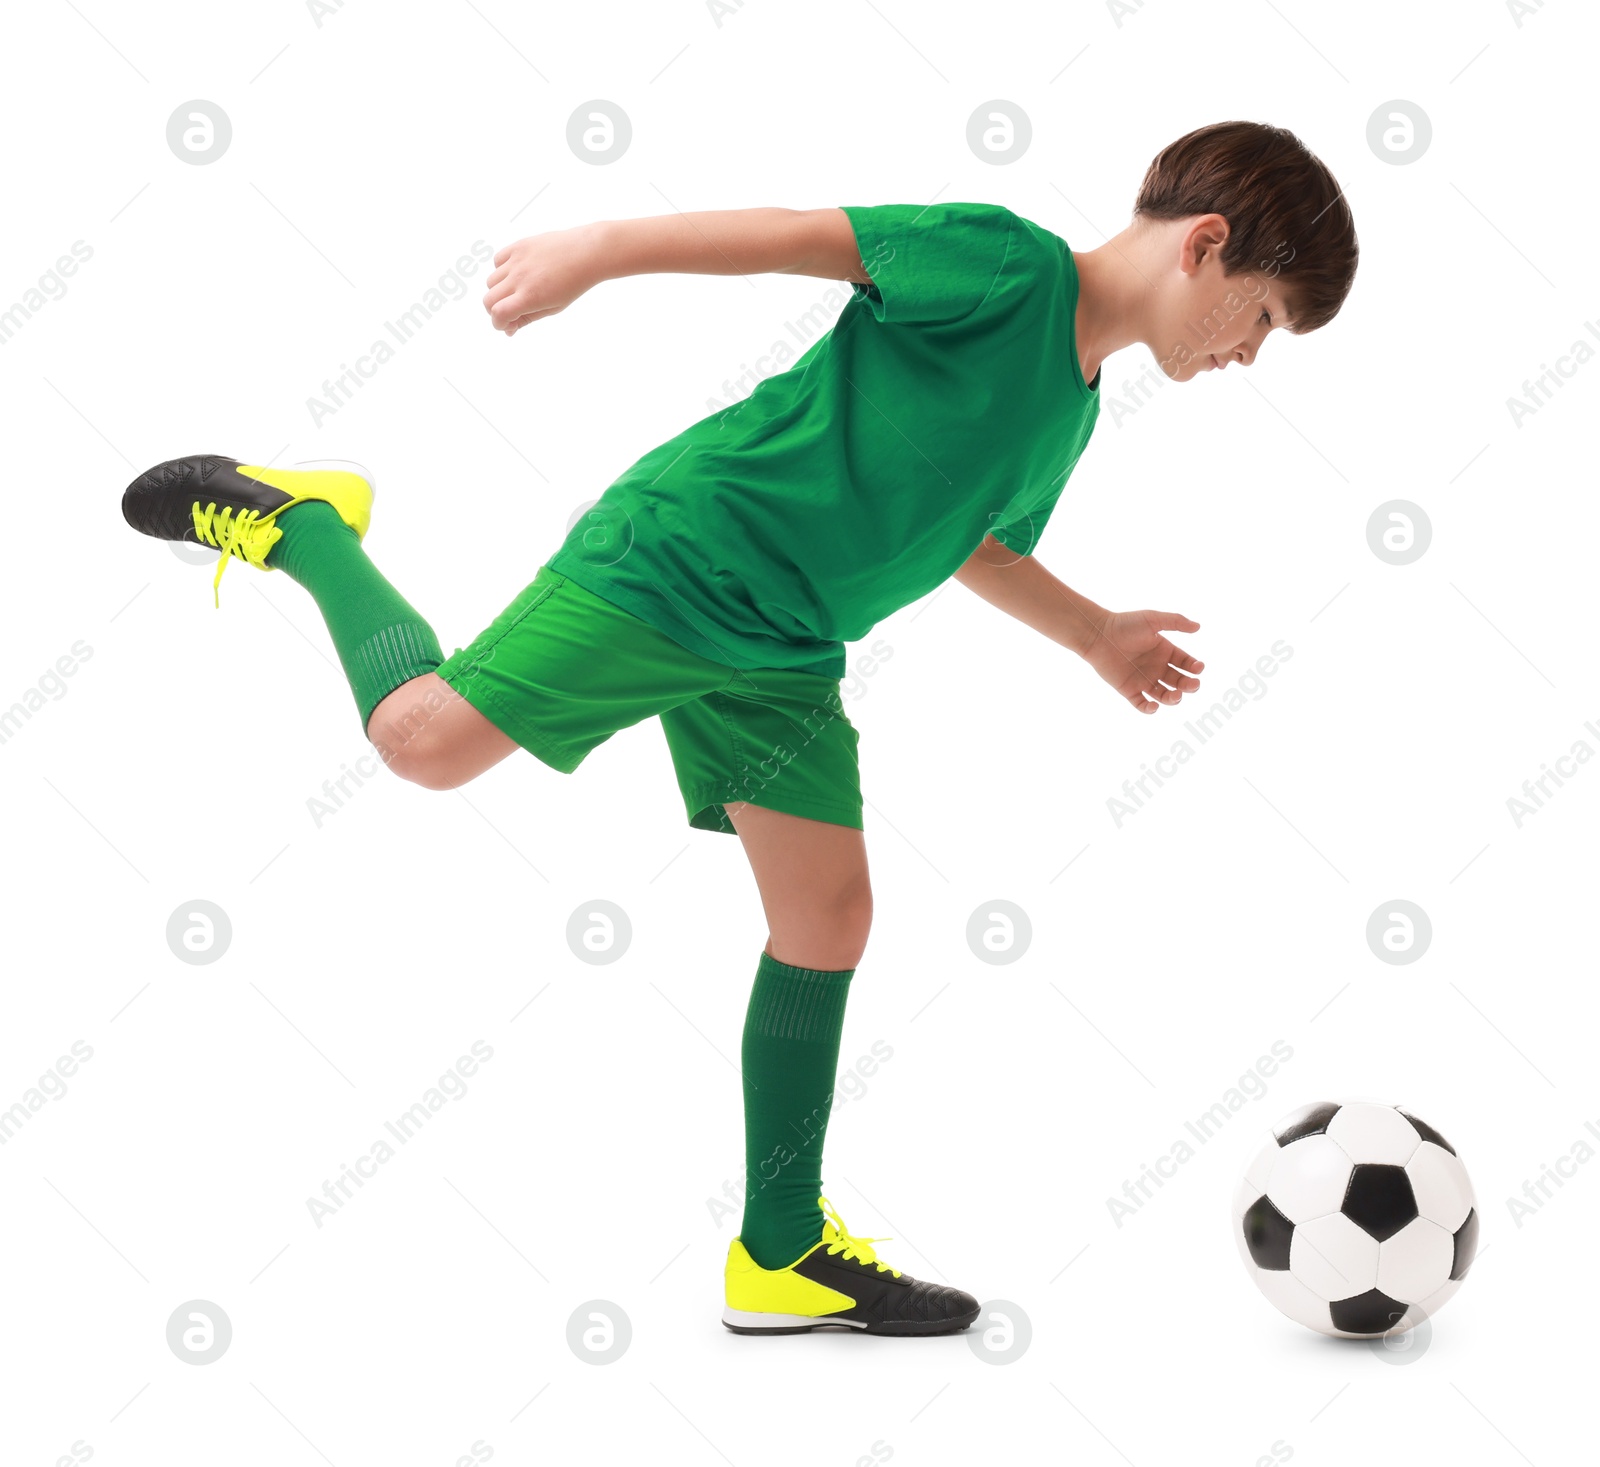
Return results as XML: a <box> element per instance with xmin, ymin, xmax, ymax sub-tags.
<box><xmin>1134</xmin><ymin>121</ymin><xmax>1357</xmax><ymax>333</ymax></box>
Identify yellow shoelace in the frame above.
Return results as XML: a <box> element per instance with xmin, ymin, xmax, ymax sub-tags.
<box><xmin>190</xmin><ymin>495</ymin><xmax>309</xmax><ymax>607</ymax></box>
<box><xmin>819</xmin><ymin>1196</ymin><xmax>902</xmax><ymax>1277</ymax></box>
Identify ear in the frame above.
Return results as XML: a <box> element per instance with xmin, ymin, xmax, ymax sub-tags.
<box><xmin>1178</xmin><ymin>213</ymin><xmax>1231</xmax><ymax>276</ymax></box>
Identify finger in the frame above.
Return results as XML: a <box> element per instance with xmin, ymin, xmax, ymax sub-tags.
<box><xmin>484</xmin><ymin>279</ymin><xmax>520</xmax><ymax>317</ymax></box>
<box><xmin>1150</xmin><ymin>679</ymin><xmax>1181</xmax><ymax>706</ymax></box>
<box><xmin>1153</xmin><ymin>613</ymin><xmax>1200</xmax><ymax>632</ymax></box>
<box><xmin>493</xmin><ymin>243</ymin><xmax>513</xmax><ymax>267</ymax></box>
<box><xmin>485</xmin><ymin>263</ymin><xmax>510</xmax><ymax>289</ymax></box>
<box><xmin>1163</xmin><ymin>662</ymin><xmax>1201</xmax><ymax>693</ymax></box>
<box><xmin>506</xmin><ymin>306</ymin><xmax>560</xmax><ymax>336</ymax></box>
<box><xmin>490</xmin><ymin>292</ymin><xmax>532</xmax><ymax>330</ymax></box>
<box><xmin>1167</xmin><ymin>645</ymin><xmax>1205</xmax><ymax>674</ymax></box>
<box><xmin>1128</xmin><ymin>689</ymin><xmax>1159</xmax><ymax>714</ymax></box>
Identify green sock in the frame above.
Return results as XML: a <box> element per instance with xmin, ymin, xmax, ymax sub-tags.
<box><xmin>265</xmin><ymin>501</ymin><xmax>443</xmax><ymax>731</ymax></box>
<box><xmin>739</xmin><ymin>950</ymin><xmax>855</xmax><ymax>1269</ymax></box>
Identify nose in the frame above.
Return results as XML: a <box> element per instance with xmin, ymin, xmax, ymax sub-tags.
<box><xmin>1239</xmin><ymin>323</ymin><xmax>1274</xmax><ymax>369</ymax></box>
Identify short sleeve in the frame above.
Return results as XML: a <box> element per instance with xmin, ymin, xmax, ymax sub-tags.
<box><xmin>838</xmin><ymin>203</ymin><xmax>1015</xmax><ymax>326</ymax></box>
<box><xmin>987</xmin><ymin>483</ymin><xmax>1063</xmax><ymax>556</ymax></box>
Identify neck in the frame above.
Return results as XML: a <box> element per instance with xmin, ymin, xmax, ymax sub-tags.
<box><xmin>1072</xmin><ymin>225</ymin><xmax>1167</xmax><ymax>386</ymax></box>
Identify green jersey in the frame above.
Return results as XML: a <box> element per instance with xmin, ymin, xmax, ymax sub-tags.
<box><xmin>546</xmin><ymin>201</ymin><xmax>1101</xmax><ymax>678</ymax></box>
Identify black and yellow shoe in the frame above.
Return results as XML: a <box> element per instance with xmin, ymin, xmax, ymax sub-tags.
<box><xmin>122</xmin><ymin>454</ymin><xmax>374</xmax><ymax>605</ymax></box>
<box><xmin>723</xmin><ymin>1197</ymin><xmax>980</xmax><ymax>1337</ymax></box>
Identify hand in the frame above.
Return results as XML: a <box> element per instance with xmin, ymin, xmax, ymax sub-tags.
<box><xmin>1082</xmin><ymin>608</ymin><xmax>1204</xmax><ymax>715</ymax></box>
<box><xmin>482</xmin><ymin>226</ymin><xmax>603</xmax><ymax>336</ymax></box>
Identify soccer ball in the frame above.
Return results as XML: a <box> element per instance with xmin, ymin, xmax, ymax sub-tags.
<box><xmin>1233</xmin><ymin>1097</ymin><xmax>1479</xmax><ymax>1338</ymax></box>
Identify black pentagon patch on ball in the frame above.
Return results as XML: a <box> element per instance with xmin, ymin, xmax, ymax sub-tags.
<box><xmin>1451</xmin><ymin>1207</ymin><xmax>1480</xmax><ymax>1280</ymax></box>
<box><xmin>1273</xmin><ymin>1100</ymin><xmax>1341</xmax><ymax>1147</ymax></box>
<box><xmin>1343</xmin><ymin>1164</ymin><xmax>1417</xmax><ymax>1241</ymax></box>
<box><xmin>1241</xmin><ymin>1196</ymin><xmax>1294</xmax><ymax>1270</ymax></box>
<box><xmin>1329</xmin><ymin>1288</ymin><xmax>1409</xmax><ymax>1336</ymax></box>
<box><xmin>1397</xmin><ymin>1108</ymin><xmax>1455</xmax><ymax>1156</ymax></box>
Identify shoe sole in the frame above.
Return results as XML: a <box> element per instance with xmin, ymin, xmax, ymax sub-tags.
<box><xmin>721</xmin><ymin>1306</ymin><xmax>980</xmax><ymax>1337</ymax></box>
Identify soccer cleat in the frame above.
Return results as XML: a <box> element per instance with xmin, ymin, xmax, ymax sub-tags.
<box><xmin>722</xmin><ymin>1197</ymin><xmax>980</xmax><ymax>1336</ymax></box>
<box><xmin>122</xmin><ymin>454</ymin><xmax>375</xmax><ymax>606</ymax></box>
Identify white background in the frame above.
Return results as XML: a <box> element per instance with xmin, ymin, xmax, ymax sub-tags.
<box><xmin>1</xmin><ymin>1</ymin><xmax>1595</xmax><ymax>1463</ymax></box>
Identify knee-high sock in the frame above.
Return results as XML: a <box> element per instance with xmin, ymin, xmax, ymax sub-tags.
<box><xmin>265</xmin><ymin>501</ymin><xmax>442</xmax><ymax>730</ymax></box>
<box><xmin>738</xmin><ymin>950</ymin><xmax>855</xmax><ymax>1269</ymax></box>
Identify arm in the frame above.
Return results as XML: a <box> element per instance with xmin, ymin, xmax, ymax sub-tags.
<box><xmin>954</xmin><ymin>537</ymin><xmax>1205</xmax><ymax>715</ymax></box>
<box><xmin>484</xmin><ymin>207</ymin><xmax>868</xmax><ymax>334</ymax></box>
<box><xmin>953</xmin><ymin>536</ymin><xmax>1111</xmax><ymax>657</ymax></box>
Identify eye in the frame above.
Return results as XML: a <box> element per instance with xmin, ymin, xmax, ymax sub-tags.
<box><xmin>1259</xmin><ymin>310</ymin><xmax>1272</xmax><ymax>327</ymax></box>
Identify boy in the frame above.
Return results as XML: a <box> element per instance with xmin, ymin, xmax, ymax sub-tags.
<box><xmin>121</xmin><ymin>119</ymin><xmax>1356</xmax><ymax>1337</ymax></box>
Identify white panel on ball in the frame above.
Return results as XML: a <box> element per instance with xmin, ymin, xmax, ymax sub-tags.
<box><xmin>1326</xmin><ymin>1100</ymin><xmax>1425</xmax><ymax>1166</ymax></box>
<box><xmin>1250</xmin><ymin>1266</ymin><xmax>1333</xmax><ymax>1334</ymax></box>
<box><xmin>1291</xmin><ymin>1213</ymin><xmax>1380</xmax><ymax>1302</ymax></box>
<box><xmin>1267</xmin><ymin>1135</ymin><xmax>1355</xmax><ymax>1224</ymax></box>
<box><xmin>1407</xmin><ymin>1143</ymin><xmax>1475</xmax><ymax>1231</ymax></box>
<box><xmin>1376</xmin><ymin>1217</ymin><xmax>1456</xmax><ymax>1304</ymax></box>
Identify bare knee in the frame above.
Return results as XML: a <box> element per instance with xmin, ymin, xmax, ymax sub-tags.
<box><xmin>842</xmin><ymin>879</ymin><xmax>874</xmax><ymax>945</ymax></box>
<box><xmin>773</xmin><ymin>878</ymin><xmax>874</xmax><ymax>972</ymax></box>
<box><xmin>381</xmin><ymin>741</ymin><xmax>459</xmax><ymax>791</ymax></box>
<box><xmin>727</xmin><ymin>802</ymin><xmax>876</xmax><ymax>970</ymax></box>
<box><xmin>369</xmin><ymin>682</ymin><xmax>464</xmax><ymax>791</ymax></box>
<box><xmin>367</xmin><ymin>674</ymin><xmax>519</xmax><ymax>791</ymax></box>
<box><xmin>832</xmin><ymin>885</ymin><xmax>874</xmax><ymax>970</ymax></box>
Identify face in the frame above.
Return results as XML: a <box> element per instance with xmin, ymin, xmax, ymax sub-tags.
<box><xmin>1155</xmin><ymin>214</ymin><xmax>1296</xmax><ymax>383</ymax></box>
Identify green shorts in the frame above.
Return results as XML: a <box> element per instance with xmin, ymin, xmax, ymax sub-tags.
<box><xmin>435</xmin><ymin>564</ymin><xmax>863</xmax><ymax>835</ymax></box>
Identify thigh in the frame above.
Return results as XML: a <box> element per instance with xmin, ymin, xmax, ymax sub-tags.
<box><xmin>659</xmin><ymin>667</ymin><xmax>864</xmax><ymax>836</ymax></box>
<box><xmin>727</xmin><ymin>802</ymin><xmax>872</xmax><ymax>972</ymax></box>
<box><xmin>436</xmin><ymin>563</ymin><xmax>736</xmax><ymax>773</ymax></box>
